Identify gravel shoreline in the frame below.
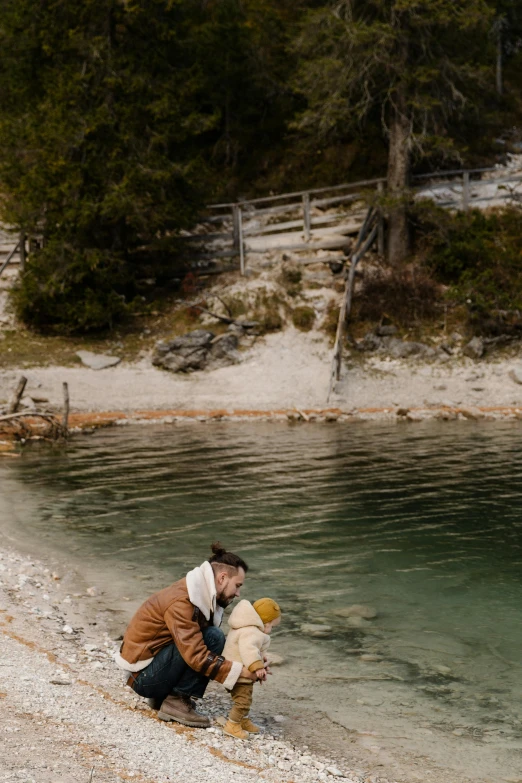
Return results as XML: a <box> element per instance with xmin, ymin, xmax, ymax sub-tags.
<box><xmin>0</xmin><ymin>546</ymin><xmax>394</xmax><ymax>783</ymax></box>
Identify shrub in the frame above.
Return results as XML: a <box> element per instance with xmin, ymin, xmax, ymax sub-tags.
<box><xmin>12</xmin><ymin>241</ymin><xmax>131</xmax><ymax>333</ymax></box>
<box><xmin>356</xmin><ymin>267</ymin><xmax>440</xmax><ymax>325</ymax></box>
<box><xmin>419</xmin><ymin>205</ymin><xmax>522</xmax><ymax>313</ymax></box>
<box><xmin>254</xmin><ymin>290</ymin><xmax>284</xmax><ymax>333</ymax></box>
<box><xmin>292</xmin><ymin>305</ymin><xmax>315</xmax><ymax>331</ymax></box>
<box><xmin>280</xmin><ymin>264</ymin><xmax>302</xmax><ymax>297</ymax></box>
<box><xmin>324</xmin><ymin>301</ymin><xmax>340</xmax><ymax>336</ymax></box>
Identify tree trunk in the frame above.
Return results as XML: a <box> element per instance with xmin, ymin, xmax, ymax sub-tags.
<box><xmin>387</xmin><ymin>97</ymin><xmax>411</xmax><ymax>266</ymax></box>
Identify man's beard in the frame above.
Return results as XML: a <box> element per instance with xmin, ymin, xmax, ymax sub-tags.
<box><xmin>216</xmin><ymin>590</ymin><xmax>233</xmax><ymax>608</ymax></box>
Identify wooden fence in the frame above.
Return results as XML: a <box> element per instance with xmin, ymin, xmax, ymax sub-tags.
<box><xmin>178</xmin><ymin>165</ymin><xmax>522</xmax><ymax>275</ymax></box>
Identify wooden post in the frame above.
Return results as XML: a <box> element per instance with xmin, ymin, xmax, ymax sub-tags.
<box><xmin>302</xmin><ymin>192</ymin><xmax>311</xmax><ymax>241</ymax></box>
<box><xmin>462</xmin><ymin>171</ymin><xmax>470</xmax><ymax>212</ymax></box>
<box><xmin>62</xmin><ymin>382</ymin><xmax>70</xmax><ymax>433</ymax></box>
<box><xmin>19</xmin><ymin>232</ymin><xmax>26</xmax><ymax>273</ymax></box>
<box><xmin>8</xmin><ymin>376</ymin><xmax>27</xmax><ymax>414</ymax></box>
<box><xmin>232</xmin><ymin>205</ymin><xmax>240</xmax><ymax>252</ymax></box>
<box><xmin>377</xmin><ymin>182</ymin><xmax>385</xmax><ymax>256</ymax></box>
<box><xmin>238</xmin><ymin>206</ymin><xmax>245</xmax><ymax>275</ymax></box>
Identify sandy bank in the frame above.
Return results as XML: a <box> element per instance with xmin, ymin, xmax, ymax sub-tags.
<box><xmin>1</xmin><ymin>329</ymin><xmax>522</xmax><ymax>428</ymax></box>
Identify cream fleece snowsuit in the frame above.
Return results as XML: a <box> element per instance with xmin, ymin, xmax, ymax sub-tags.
<box><xmin>223</xmin><ymin>600</ymin><xmax>270</xmax><ymax>722</ymax></box>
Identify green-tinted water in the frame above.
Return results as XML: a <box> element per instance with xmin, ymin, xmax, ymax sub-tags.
<box><xmin>2</xmin><ymin>420</ymin><xmax>522</xmax><ymax>779</ymax></box>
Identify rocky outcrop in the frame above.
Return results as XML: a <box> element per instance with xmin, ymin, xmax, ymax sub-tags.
<box><xmin>152</xmin><ymin>329</ymin><xmax>242</xmax><ymax>373</ymax></box>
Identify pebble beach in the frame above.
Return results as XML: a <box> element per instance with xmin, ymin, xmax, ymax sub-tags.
<box><xmin>0</xmin><ymin>545</ymin><xmax>394</xmax><ymax>783</ymax></box>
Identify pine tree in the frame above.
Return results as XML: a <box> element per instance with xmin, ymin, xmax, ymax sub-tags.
<box><xmin>292</xmin><ymin>0</ymin><xmax>494</xmax><ymax>263</ymax></box>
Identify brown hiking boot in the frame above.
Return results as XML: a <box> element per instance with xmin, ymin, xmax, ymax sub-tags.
<box><xmin>223</xmin><ymin>719</ymin><xmax>249</xmax><ymax>740</ymax></box>
<box><xmin>157</xmin><ymin>693</ymin><xmax>210</xmax><ymax>728</ymax></box>
<box><xmin>241</xmin><ymin>717</ymin><xmax>261</xmax><ymax>734</ymax></box>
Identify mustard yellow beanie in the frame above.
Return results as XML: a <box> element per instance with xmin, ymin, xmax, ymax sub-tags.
<box><xmin>253</xmin><ymin>597</ymin><xmax>281</xmax><ymax>624</ymax></box>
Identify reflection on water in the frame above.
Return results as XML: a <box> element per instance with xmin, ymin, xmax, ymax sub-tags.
<box><xmin>2</xmin><ymin>420</ymin><xmax>522</xmax><ymax>775</ymax></box>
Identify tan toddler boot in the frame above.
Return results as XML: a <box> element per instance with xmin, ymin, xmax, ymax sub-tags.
<box><xmin>223</xmin><ymin>719</ymin><xmax>249</xmax><ymax>740</ymax></box>
<box><xmin>241</xmin><ymin>717</ymin><xmax>261</xmax><ymax>734</ymax></box>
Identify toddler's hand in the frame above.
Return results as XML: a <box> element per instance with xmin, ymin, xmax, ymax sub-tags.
<box><xmin>256</xmin><ymin>668</ymin><xmax>267</xmax><ymax>683</ymax></box>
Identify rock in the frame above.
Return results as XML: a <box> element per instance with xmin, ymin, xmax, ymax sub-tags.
<box><xmin>266</xmin><ymin>653</ymin><xmax>285</xmax><ymax>666</ymax></box>
<box><xmin>460</xmin><ymin>407</ymin><xmax>485</xmax><ymax>420</ymax></box>
<box><xmin>345</xmin><ymin>616</ymin><xmax>371</xmax><ymax>628</ymax></box>
<box><xmin>76</xmin><ymin>350</ymin><xmax>121</xmax><ymax>370</ymax></box>
<box><xmin>20</xmin><ymin>396</ymin><xmax>37</xmax><ymax>410</ymax></box>
<box><xmin>436</xmin><ymin>409</ymin><xmax>458</xmax><ymax>421</ymax></box>
<box><xmin>406</xmin><ymin>411</ymin><xmax>428</xmax><ymax>422</ymax></box>
<box><xmin>356</xmin><ymin>333</ymin><xmax>382</xmax><ymax>352</ymax></box>
<box><xmin>375</xmin><ymin>324</ymin><xmax>397</xmax><ymax>337</ymax></box>
<box><xmin>86</xmin><ymin>586</ymin><xmax>98</xmax><ymax>596</ymax></box>
<box><xmin>360</xmin><ymin>654</ymin><xmax>383</xmax><ymax>662</ymax></box>
<box><xmin>273</xmin><ymin>715</ymin><xmax>285</xmax><ymax>722</ymax></box>
<box><xmin>325</xmin><ymin>412</ymin><xmax>339</xmax><ymax>422</ymax></box>
<box><xmin>332</xmin><ymin>604</ymin><xmax>377</xmax><ymax>620</ymax></box>
<box><xmin>509</xmin><ymin>366</ymin><xmax>522</xmax><ymax>385</ymax></box>
<box><xmin>463</xmin><ymin>337</ymin><xmax>484</xmax><ymax>359</ymax></box>
<box><xmin>152</xmin><ymin>330</ymin><xmax>214</xmax><ymax>372</ymax></box>
<box><xmin>152</xmin><ymin>330</ymin><xmax>242</xmax><ymax>373</ymax></box>
<box><xmin>62</xmin><ymin>625</ymin><xmax>74</xmax><ymax>634</ymax></box>
<box><xmin>396</xmin><ymin>407</ymin><xmax>410</xmax><ymax>417</ymax></box>
<box><xmin>300</xmin><ymin>623</ymin><xmax>332</xmax><ymax>638</ymax></box>
<box><xmin>386</xmin><ymin>338</ymin><xmax>433</xmax><ymax>359</ymax></box>
<box><xmin>326</xmin><ymin>766</ymin><xmax>343</xmax><ymax>777</ymax></box>
<box><xmin>207</xmin><ymin>332</ymin><xmax>241</xmax><ymax>368</ymax></box>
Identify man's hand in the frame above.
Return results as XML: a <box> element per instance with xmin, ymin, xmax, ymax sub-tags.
<box><xmin>241</xmin><ymin>666</ymin><xmax>258</xmax><ymax>681</ymax></box>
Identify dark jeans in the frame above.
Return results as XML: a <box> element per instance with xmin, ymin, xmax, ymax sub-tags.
<box><xmin>131</xmin><ymin>626</ymin><xmax>225</xmax><ymax>704</ymax></box>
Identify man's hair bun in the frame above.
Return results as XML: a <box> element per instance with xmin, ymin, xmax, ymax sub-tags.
<box><xmin>211</xmin><ymin>541</ymin><xmax>227</xmax><ymax>557</ymax></box>
<box><xmin>208</xmin><ymin>541</ymin><xmax>248</xmax><ymax>573</ymax></box>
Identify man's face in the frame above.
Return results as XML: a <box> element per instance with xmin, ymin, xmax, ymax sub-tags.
<box><xmin>215</xmin><ymin>566</ymin><xmax>246</xmax><ymax>608</ymax></box>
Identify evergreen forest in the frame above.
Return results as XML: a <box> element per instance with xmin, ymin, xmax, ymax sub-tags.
<box><xmin>1</xmin><ymin>0</ymin><xmax>521</xmax><ymax>333</ymax></box>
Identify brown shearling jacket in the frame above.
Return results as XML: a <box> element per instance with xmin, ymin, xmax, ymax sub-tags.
<box><xmin>120</xmin><ymin>577</ymin><xmax>234</xmax><ymax>685</ymax></box>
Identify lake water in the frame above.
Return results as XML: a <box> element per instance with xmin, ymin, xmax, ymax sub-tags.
<box><xmin>2</xmin><ymin>420</ymin><xmax>522</xmax><ymax>781</ymax></box>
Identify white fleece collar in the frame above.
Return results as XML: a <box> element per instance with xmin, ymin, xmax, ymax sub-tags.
<box><xmin>185</xmin><ymin>560</ymin><xmax>224</xmax><ymax>627</ymax></box>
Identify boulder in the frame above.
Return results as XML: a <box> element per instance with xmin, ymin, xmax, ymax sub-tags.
<box><xmin>207</xmin><ymin>332</ymin><xmax>242</xmax><ymax>369</ymax></box>
<box><xmin>152</xmin><ymin>330</ymin><xmax>214</xmax><ymax>372</ymax></box>
<box><xmin>463</xmin><ymin>336</ymin><xmax>484</xmax><ymax>359</ymax></box>
<box><xmin>76</xmin><ymin>350</ymin><xmax>121</xmax><ymax>370</ymax></box>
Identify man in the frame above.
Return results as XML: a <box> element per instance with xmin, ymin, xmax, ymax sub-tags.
<box><xmin>115</xmin><ymin>542</ymin><xmax>266</xmax><ymax>728</ymax></box>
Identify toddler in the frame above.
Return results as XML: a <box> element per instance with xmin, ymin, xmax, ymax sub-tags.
<box><xmin>222</xmin><ymin>597</ymin><xmax>281</xmax><ymax>739</ymax></box>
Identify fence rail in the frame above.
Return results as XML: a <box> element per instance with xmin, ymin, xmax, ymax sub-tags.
<box><xmin>180</xmin><ymin>165</ymin><xmax>522</xmax><ymax>276</ymax></box>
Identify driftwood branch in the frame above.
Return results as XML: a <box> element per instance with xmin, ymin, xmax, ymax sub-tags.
<box><xmin>8</xmin><ymin>376</ymin><xmax>27</xmax><ymax>414</ymax></box>
<box><xmin>0</xmin><ymin>411</ymin><xmax>60</xmax><ymax>424</ymax></box>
